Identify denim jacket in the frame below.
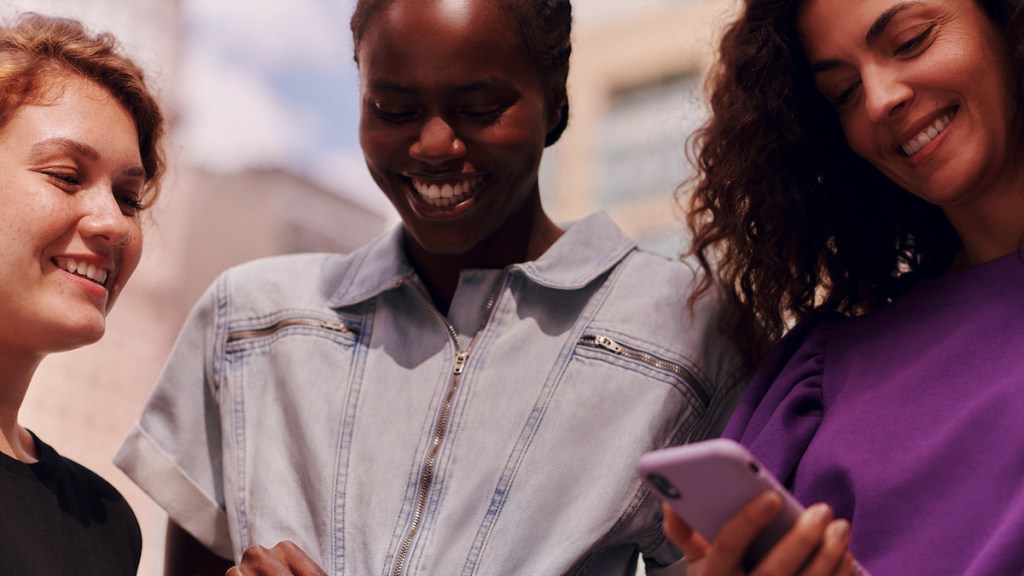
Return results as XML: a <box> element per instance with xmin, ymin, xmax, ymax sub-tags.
<box><xmin>117</xmin><ymin>212</ymin><xmax>742</xmax><ymax>575</ymax></box>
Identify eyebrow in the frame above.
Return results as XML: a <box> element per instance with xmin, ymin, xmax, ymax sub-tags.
<box><xmin>367</xmin><ymin>77</ymin><xmax>514</xmax><ymax>95</ymax></box>
<box><xmin>809</xmin><ymin>1</ymin><xmax>924</xmax><ymax>75</ymax></box>
<box><xmin>31</xmin><ymin>137</ymin><xmax>146</xmax><ymax>178</ymax></box>
<box><xmin>866</xmin><ymin>2</ymin><xmax>923</xmax><ymax>46</ymax></box>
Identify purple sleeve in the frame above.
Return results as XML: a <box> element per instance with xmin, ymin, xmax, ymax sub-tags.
<box><xmin>722</xmin><ymin>316</ymin><xmax>838</xmax><ymax>489</ymax></box>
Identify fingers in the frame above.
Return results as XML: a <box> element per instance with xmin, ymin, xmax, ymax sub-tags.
<box><xmin>799</xmin><ymin>518</ymin><xmax>853</xmax><ymax>575</ymax></box>
<box><xmin>752</xmin><ymin>502</ymin><xmax>841</xmax><ymax>576</ymax></box>
<box><xmin>227</xmin><ymin>542</ymin><xmax>327</xmax><ymax>576</ymax></box>
<box><xmin>662</xmin><ymin>502</ymin><xmax>710</xmax><ymax>562</ymax></box>
<box><xmin>702</xmin><ymin>491</ymin><xmax>783</xmax><ymax>574</ymax></box>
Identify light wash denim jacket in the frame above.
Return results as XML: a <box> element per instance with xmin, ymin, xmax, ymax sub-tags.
<box><xmin>117</xmin><ymin>212</ymin><xmax>742</xmax><ymax>575</ymax></box>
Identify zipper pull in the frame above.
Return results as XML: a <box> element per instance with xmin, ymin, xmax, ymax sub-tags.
<box><xmin>593</xmin><ymin>335</ymin><xmax>623</xmax><ymax>353</ymax></box>
<box><xmin>453</xmin><ymin>351</ymin><xmax>469</xmax><ymax>375</ymax></box>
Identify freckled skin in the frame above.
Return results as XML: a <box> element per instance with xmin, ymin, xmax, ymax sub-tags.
<box><xmin>0</xmin><ymin>74</ymin><xmax>144</xmax><ymax>357</ymax></box>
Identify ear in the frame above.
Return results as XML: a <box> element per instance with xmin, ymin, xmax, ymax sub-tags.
<box><xmin>543</xmin><ymin>85</ymin><xmax>569</xmax><ymax>147</ymax></box>
<box><xmin>546</xmin><ymin>86</ymin><xmax>567</xmax><ymax>134</ymax></box>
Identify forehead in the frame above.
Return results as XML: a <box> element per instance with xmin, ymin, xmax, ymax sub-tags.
<box><xmin>798</xmin><ymin>0</ymin><xmax>954</xmax><ymax>39</ymax></box>
<box><xmin>357</xmin><ymin>0</ymin><xmax>534</xmax><ymax>84</ymax></box>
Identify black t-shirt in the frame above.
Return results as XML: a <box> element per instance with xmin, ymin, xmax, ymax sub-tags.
<box><xmin>0</xmin><ymin>432</ymin><xmax>141</xmax><ymax>575</ymax></box>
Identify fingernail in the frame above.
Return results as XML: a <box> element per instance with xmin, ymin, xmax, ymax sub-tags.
<box><xmin>827</xmin><ymin>519</ymin><xmax>851</xmax><ymax>541</ymax></box>
<box><xmin>808</xmin><ymin>503</ymin><xmax>831</xmax><ymax>523</ymax></box>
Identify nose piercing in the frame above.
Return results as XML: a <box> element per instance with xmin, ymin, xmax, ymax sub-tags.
<box><xmin>119</xmin><ymin>233</ymin><xmax>133</xmax><ymax>246</ymax></box>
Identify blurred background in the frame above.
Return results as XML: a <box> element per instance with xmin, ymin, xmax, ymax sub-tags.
<box><xmin>11</xmin><ymin>0</ymin><xmax>737</xmax><ymax>573</ymax></box>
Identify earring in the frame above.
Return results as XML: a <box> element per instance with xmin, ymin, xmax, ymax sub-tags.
<box><xmin>119</xmin><ymin>233</ymin><xmax>133</xmax><ymax>246</ymax></box>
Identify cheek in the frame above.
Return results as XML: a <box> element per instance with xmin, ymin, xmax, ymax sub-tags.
<box><xmin>359</xmin><ymin>124</ymin><xmax>406</xmax><ymax>171</ymax></box>
<box><xmin>839</xmin><ymin>115</ymin><xmax>877</xmax><ymax>161</ymax></box>
<box><xmin>123</xmin><ymin>224</ymin><xmax>145</xmax><ymax>277</ymax></box>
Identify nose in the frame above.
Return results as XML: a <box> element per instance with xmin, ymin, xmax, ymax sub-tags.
<box><xmin>409</xmin><ymin>115</ymin><xmax>466</xmax><ymax>166</ymax></box>
<box><xmin>80</xmin><ymin>184</ymin><xmax>132</xmax><ymax>248</ymax></box>
<box><xmin>862</xmin><ymin>65</ymin><xmax>913</xmax><ymax>123</ymax></box>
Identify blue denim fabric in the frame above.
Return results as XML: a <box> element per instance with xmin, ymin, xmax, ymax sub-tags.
<box><xmin>116</xmin><ymin>212</ymin><xmax>742</xmax><ymax>575</ymax></box>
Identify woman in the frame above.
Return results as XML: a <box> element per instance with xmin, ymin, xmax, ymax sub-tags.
<box><xmin>116</xmin><ymin>0</ymin><xmax>741</xmax><ymax>574</ymax></box>
<box><xmin>0</xmin><ymin>12</ymin><xmax>165</xmax><ymax>575</ymax></box>
<box><xmin>665</xmin><ymin>0</ymin><xmax>1024</xmax><ymax>574</ymax></box>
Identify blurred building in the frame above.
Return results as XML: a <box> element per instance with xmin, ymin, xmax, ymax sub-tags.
<box><xmin>548</xmin><ymin>0</ymin><xmax>738</xmax><ymax>256</ymax></box>
<box><xmin>13</xmin><ymin>1</ymin><xmax>736</xmax><ymax>575</ymax></box>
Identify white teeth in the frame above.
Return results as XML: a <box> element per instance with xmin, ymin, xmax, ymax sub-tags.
<box><xmin>411</xmin><ymin>176</ymin><xmax>483</xmax><ymax>208</ymax></box>
<box><xmin>54</xmin><ymin>257</ymin><xmax>108</xmax><ymax>285</ymax></box>
<box><xmin>902</xmin><ymin>110</ymin><xmax>956</xmax><ymax>157</ymax></box>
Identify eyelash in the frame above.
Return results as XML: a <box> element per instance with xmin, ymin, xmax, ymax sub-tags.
<box><xmin>46</xmin><ymin>171</ymin><xmax>145</xmax><ymax>215</ymax></box>
<box><xmin>117</xmin><ymin>194</ymin><xmax>145</xmax><ymax>215</ymax></box>
<box><xmin>371</xmin><ymin>102</ymin><xmax>510</xmax><ymax>124</ymax></box>
<box><xmin>895</xmin><ymin>24</ymin><xmax>935</xmax><ymax>55</ymax></box>
<box><xmin>47</xmin><ymin>172</ymin><xmax>80</xmax><ymax>187</ymax></box>
<box><xmin>373</xmin><ymin>106</ymin><xmax>417</xmax><ymax>123</ymax></box>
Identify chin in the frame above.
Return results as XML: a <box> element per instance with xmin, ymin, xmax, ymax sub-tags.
<box><xmin>54</xmin><ymin>321</ymin><xmax>108</xmax><ymax>352</ymax></box>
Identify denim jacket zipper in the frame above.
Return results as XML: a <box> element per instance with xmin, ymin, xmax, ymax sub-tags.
<box><xmin>579</xmin><ymin>334</ymin><xmax>711</xmax><ymax>408</ymax></box>
<box><xmin>391</xmin><ymin>277</ymin><xmax>503</xmax><ymax>576</ymax></box>
<box><xmin>226</xmin><ymin>318</ymin><xmax>354</xmax><ymax>342</ymax></box>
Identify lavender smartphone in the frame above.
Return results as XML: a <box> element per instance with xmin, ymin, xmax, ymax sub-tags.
<box><xmin>637</xmin><ymin>438</ymin><xmax>803</xmax><ymax>572</ymax></box>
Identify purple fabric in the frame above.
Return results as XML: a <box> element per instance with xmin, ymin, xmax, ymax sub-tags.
<box><xmin>724</xmin><ymin>252</ymin><xmax>1024</xmax><ymax>575</ymax></box>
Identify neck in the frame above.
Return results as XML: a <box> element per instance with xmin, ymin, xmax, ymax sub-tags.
<box><xmin>0</xmin><ymin>349</ymin><xmax>44</xmax><ymax>462</ymax></box>
<box><xmin>406</xmin><ymin>200</ymin><xmax>564</xmax><ymax>314</ymax></box>
<box><xmin>944</xmin><ymin>172</ymin><xmax>1024</xmax><ymax>268</ymax></box>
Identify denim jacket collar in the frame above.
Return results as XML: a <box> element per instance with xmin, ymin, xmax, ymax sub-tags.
<box><xmin>327</xmin><ymin>211</ymin><xmax>636</xmax><ymax>308</ymax></box>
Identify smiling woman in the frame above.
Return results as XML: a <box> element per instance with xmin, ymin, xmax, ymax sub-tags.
<box><xmin>662</xmin><ymin>0</ymin><xmax>1024</xmax><ymax>574</ymax></box>
<box><xmin>0</xmin><ymin>12</ymin><xmax>165</xmax><ymax>576</ymax></box>
<box><xmin>115</xmin><ymin>1</ymin><xmax>743</xmax><ymax>575</ymax></box>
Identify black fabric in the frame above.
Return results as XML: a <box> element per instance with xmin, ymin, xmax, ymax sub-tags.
<box><xmin>0</xmin><ymin>432</ymin><xmax>141</xmax><ymax>575</ymax></box>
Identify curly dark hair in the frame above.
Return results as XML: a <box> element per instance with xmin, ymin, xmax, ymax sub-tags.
<box><xmin>350</xmin><ymin>0</ymin><xmax>572</xmax><ymax>146</ymax></box>
<box><xmin>684</xmin><ymin>0</ymin><xmax>1024</xmax><ymax>373</ymax></box>
<box><xmin>0</xmin><ymin>13</ymin><xmax>166</xmax><ymax>208</ymax></box>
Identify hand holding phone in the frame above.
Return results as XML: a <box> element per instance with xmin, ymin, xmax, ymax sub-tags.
<box><xmin>637</xmin><ymin>439</ymin><xmax>805</xmax><ymax>571</ymax></box>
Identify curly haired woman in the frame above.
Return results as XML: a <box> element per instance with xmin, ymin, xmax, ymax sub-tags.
<box><xmin>663</xmin><ymin>0</ymin><xmax>1024</xmax><ymax>574</ymax></box>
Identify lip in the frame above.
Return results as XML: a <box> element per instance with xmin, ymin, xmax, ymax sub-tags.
<box><xmin>52</xmin><ymin>255</ymin><xmax>114</xmax><ymax>299</ymax></box>
<box><xmin>896</xmin><ymin>105</ymin><xmax>958</xmax><ymax>165</ymax></box>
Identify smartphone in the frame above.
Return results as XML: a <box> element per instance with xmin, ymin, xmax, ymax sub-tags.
<box><xmin>637</xmin><ymin>438</ymin><xmax>804</xmax><ymax>572</ymax></box>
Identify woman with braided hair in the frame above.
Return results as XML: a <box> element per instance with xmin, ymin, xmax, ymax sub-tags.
<box><xmin>117</xmin><ymin>1</ymin><xmax>742</xmax><ymax>574</ymax></box>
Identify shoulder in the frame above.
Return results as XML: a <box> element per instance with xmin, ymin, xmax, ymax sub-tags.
<box><xmin>34</xmin><ymin>437</ymin><xmax>130</xmax><ymax>504</ymax></box>
<box><xmin>586</xmin><ymin>249</ymin><xmax>743</xmax><ymax>398</ymax></box>
<box><xmin>221</xmin><ymin>252</ymin><xmax>349</xmax><ymax>290</ymax></box>
<box><xmin>212</xmin><ymin>228</ymin><xmax>408</xmax><ymax>311</ymax></box>
<box><xmin>722</xmin><ymin>313</ymin><xmax>846</xmax><ymax>441</ymax></box>
<box><xmin>603</xmin><ymin>249</ymin><xmax>703</xmax><ymax>308</ymax></box>
<box><xmin>597</xmin><ymin>249</ymin><xmax>724</xmax><ymax>341</ymax></box>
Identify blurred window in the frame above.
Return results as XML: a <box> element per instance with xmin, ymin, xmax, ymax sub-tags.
<box><xmin>595</xmin><ymin>73</ymin><xmax>705</xmax><ymax>208</ymax></box>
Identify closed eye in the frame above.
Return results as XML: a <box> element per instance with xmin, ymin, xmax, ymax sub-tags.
<box><xmin>895</xmin><ymin>23</ymin><xmax>935</xmax><ymax>56</ymax></box>
<box><xmin>44</xmin><ymin>171</ymin><xmax>81</xmax><ymax>189</ymax></box>
<box><xmin>373</xmin><ymin>107</ymin><xmax>418</xmax><ymax>123</ymax></box>
<box><xmin>461</xmin><ymin>104</ymin><xmax>509</xmax><ymax>122</ymax></box>
<box><xmin>835</xmin><ymin>80</ymin><xmax>862</xmax><ymax>107</ymax></box>
<box><xmin>116</xmin><ymin>192</ymin><xmax>145</xmax><ymax>215</ymax></box>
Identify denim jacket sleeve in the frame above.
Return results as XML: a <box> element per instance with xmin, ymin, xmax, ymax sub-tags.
<box><xmin>115</xmin><ymin>276</ymin><xmax>233</xmax><ymax>559</ymax></box>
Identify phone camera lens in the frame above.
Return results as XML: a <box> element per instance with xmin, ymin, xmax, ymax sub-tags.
<box><xmin>647</xmin><ymin>473</ymin><xmax>681</xmax><ymax>499</ymax></box>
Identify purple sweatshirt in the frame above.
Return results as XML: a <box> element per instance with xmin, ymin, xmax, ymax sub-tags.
<box><xmin>725</xmin><ymin>252</ymin><xmax>1024</xmax><ymax>575</ymax></box>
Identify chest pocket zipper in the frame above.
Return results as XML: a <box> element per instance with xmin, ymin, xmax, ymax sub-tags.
<box><xmin>227</xmin><ymin>318</ymin><xmax>356</xmax><ymax>343</ymax></box>
<box><xmin>578</xmin><ymin>334</ymin><xmax>711</xmax><ymax>408</ymax></box>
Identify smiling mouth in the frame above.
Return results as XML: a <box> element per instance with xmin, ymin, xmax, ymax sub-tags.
<box><xmin>54</xmin><ymin>257</ymin><xmax>109</xmax><ymax>286</ymax></box>
<box><xmin>901</xmin><ymin>107</ymin><xmax>958</xmax><ymax>157</ymax></box>
<box><xmin>410</xmin><ymin>176</ymin><xmax>484</xmax><ymax>208</ymax></box>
